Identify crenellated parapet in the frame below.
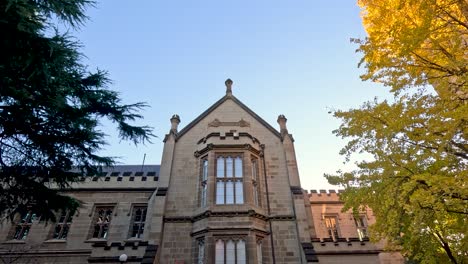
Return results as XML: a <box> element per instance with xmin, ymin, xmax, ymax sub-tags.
<box><xmin>308</xmin><ymin>189</ymin><xmax>344</xmax><ymax>203</ymax></box>
<box><xmin>307</xmin><ymin>188</ymin><xmax>378</xmax><ymax>252</ymax></box>
<box><xmin>45</xmin><ymin>165</ymin><xmax>161</xmax><ymax>190</ymax></box>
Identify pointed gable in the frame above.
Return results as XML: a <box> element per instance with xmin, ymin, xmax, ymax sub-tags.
<box><xmin>176</xmin><ymin>94</ymin><xmax>281</xmax><ymax>140</ymax></box>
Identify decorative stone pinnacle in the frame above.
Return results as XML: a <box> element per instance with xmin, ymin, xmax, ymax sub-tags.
<box><xmin>277</xmin><ymin>114</ymin><xmax>288</xmax><ymax>132</ymax></box>
<box><xmin>170</xmin><ymin>114</ymin><xmax>180</xmax><ymax>132</ymax></box>
<box><xmin>225</xmin><ymin>79</ymin><xmax>233</xmax><ymax>95</ymax></box>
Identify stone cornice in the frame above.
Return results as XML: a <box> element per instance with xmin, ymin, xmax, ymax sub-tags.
<box><xmin>191</xmin><ymin>227</ymin><xmax>270</xmax><ymax>237</ymax></box>
<box><xmin>194</xmin><ymin>143</ymin><xmax>261</xmax><ymax>158</ymax></box>
<box><xmin>196</xmin><ymin>132</ymin><xmax>260</xmax><ymax>145</ymax></box>
<box><xmin>163</xmin><ymin>210</ymin><xmax>295</xmax><ymax>223</ymax></box>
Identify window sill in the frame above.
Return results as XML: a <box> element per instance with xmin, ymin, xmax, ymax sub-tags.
<box><xmin>44</xmin><ymin>239</ymin><xmax>67</xmax><ymax>243</ymax></box>
<box><xmin>125</xmin><ymin>238</ymin><xmax>143</xmax><ymax>242</ymax></box>
<box><xmin>3</xmin><ymin>240</ymin><xmax>26</xmax><ymax>244</ymax></box>
<box><xmin>84</xmin><ymin>238</ymin><xmax>108</xmax><ymax>243</ymax></box>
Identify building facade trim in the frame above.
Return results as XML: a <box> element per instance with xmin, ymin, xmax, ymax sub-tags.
<box><xmin>177</xmin><ymin>95</ymin><xmax>281</xmax><ymax>141</ymax></box>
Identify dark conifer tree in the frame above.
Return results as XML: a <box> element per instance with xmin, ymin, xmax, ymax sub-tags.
<box><xmin>0</xmin><ymin>0</ymin><xmax>154</xmax><ymax>221</ymax></box>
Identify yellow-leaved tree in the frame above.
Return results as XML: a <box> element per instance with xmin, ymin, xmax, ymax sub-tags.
<box><xmin>326</xmin><ymin>1</ymin><xmax>468</xmax><ymax>263</ymax></box>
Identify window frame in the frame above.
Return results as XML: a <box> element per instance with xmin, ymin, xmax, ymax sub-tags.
<box><xmin>197</xmin><ymin>237</ymin><xmax>205</xmax><ymax>264</ymax></box>
<box><xmin>215</xmin><ymin>237</ymin><xmax>247</xmax><ymax>264</ymax></box>
<box><xmin>324</xmin><ymin>215</ymin><xmax>340</xmax><ymax>241</ymax></box>
<box><xmin>354</xmin><ymin>215</ymin><xmax>369</xmax><ymax>241</ymax></box>
<box><xmin>90</xmin><ymin>206</ymin><xmax>114</xmax><ymax>239</ymax></box>
<box><xmin>256</xmin><ymin>237</ymin><xmax>263</xmax><ymax>264</ymax></box>
<box><xmin>215</xmin><ymin>154</ymin><xmax>244</xmax><ymax>205</ymax></box>
<box><xmin>199</xmin><ymin>157</ymin><xmax>209</xmax><ymax>207</ymax></box>
<box><xmin>128</xmin><ymin>205</ymin><xmax>148</xmax><ymax>239</ymax></box>
<box><xmin>11</xmin><ymin>210</ymin><xmax>37</xmax><ymax>240</ymax></box>
<box><xmin>51</xmin><ymin>210</ymin><xmax>73</xmax><ymax>240</ymax></box>
<box><xmin>251</xmin><ymin>157</ymin><xmax>261</xmax><ymax>207</ymax></box>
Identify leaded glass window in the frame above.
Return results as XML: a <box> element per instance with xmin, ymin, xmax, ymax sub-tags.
<box><xmin>215</xmin><ymin>239</ymin><xmax>246</xmax><ymax>264</ymax></box>
<box><xmin>52</xmin><ymin>210</ymin><xmax>72</xmax><ymax>239</ymax></box>
<box><xmin>129</xmin><ymin>206</ymin><xmax>147</xmax><ymax>238</ymax></box>
<box><xmin>216</xmin><ymin>155</ymin><xmax>243</xmax><ymax>205</ymax></box>
<box><xmin>91</xmin><ymin>207</ymin><xmax>113</xmax><ymax>239</ymax></box>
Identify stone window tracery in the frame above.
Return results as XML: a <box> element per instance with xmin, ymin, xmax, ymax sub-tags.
<box><xmin>256</xmin><ymin>239</ymin><xmax>263</xmax><ymax>264</ymax></box>
<box><xmin>215</xmin><ymin>238</ymin><xmax>246</xmax><ymax>264</ymax></box>
<box><xmin>91</xmin><ymin>207</ymin><xmax>113</xmax><ymax>239</ymax></box>
<box><xmin>200</xmin><ymin>158</ymin><xmax>208</xmax><ymax>207</ymax></box>
<box><xmin>251</xmin><ymin>158</ymin><xmax>261</xmax><ymax>206</ymax></box>
<box><xmin>11</xmin><ymin>211</ymin><xmax>37</xmax><ymax>240</ymax></box>
<box><xmin>52</xmin><ymin>210</ymin><xmax>72</xmax><ymax>239</ymax></box>
<box><xmin>197</xmin><ymin>238</ymin><xmax>205</xmax><ymax>264</ymax></box>
<box><xmin>216</xmin><ymin>155</ymin><xmax>244</xmax><ymax>205</ymax></box>
<box><xmin>129</xmin><ymin>206</ymin><xmax>147</xmax><ymax>238</ymax></box>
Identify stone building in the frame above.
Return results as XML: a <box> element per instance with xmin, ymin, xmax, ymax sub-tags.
<box><xmin>308</xmin><ymin>190</ymin><xmax>403</xmax><ymax>264</ymax></box>
<box><xmin>0</xmin><ymin>80</ymin><xmax>403</xmax><ymax>263</ymax></box>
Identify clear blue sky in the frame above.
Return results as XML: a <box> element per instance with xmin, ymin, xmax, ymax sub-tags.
<box><xmin>69</xmin><ymin>0</ymin><xmax>390</xmax><ymax>190</ymax></box>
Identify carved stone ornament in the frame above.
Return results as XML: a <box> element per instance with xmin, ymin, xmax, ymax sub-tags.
<box><xmin>208</xmin><ymin>118</ymin><xmax>250</xmax><ymax>128</ymax></box>
<box><xmin>239</xmin><ymin>119</ymin><xmax>250</xmax><ymax>127</ymax></box>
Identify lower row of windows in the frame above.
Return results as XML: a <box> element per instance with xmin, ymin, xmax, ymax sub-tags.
<box><xmin>11</xmin><ymin>205</ymin><xmax>147</xmax><ymax>241</ymax></box>
<box><xmin>198</xmin><ymin>238</ymin><xmax>263</xmax><ymax>264</ymax></box>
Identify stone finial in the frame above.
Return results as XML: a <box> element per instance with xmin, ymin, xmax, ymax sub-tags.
<box><xmin>170</xmin><ymin>114</ymin><xmax>180</xmax><ymax>132</ymax></box>
<box><xmin>277</xmin><ymin>114</ymin><xmax>288</xmax><ymax>132</ymax></box>
<box><xmin>225</xmin><ymin>79</ymin><xmax>233</xmax><ymax>96</ymax></box>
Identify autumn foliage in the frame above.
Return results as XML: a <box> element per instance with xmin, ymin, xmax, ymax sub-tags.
<box><xmin>327</xmin><ymin>1</ymin><xmax>467</xmax><ymax>263</ymax></box>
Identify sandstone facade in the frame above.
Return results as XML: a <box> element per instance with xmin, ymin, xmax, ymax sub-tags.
<box><xmin>0</xmin><ymin>81</ymin><xmax>403</xmax><ymax>263</ymax></box>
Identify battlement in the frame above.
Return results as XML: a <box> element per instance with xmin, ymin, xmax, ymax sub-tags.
<box><xmin>52</xmin><ymin>165</ymin><xmax>161</xmax><ymax>190</ymax></box>
<box><xmin>308</xmin><ymin>189</ymin><xmax>344</xmax><ymax>202</ymax></box>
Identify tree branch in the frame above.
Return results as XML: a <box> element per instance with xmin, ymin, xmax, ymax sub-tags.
<box><xmin>433</xmin><ymin>230</ymin><xmax>459</xmax><ymax>264</ymax></box>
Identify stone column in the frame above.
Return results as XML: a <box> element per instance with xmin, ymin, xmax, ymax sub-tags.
<box><xmin>277</xmin><ymin>115</ymin><xmax>301</xmax><ymax>187</ymax></box>
<box><xmin>146</xmin><ymin>115</ymin><xmax>179</xmax><ymax>250</ymax></box>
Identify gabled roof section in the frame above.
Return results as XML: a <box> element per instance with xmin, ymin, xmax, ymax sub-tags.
<box><xmin>177</xmin><ymin>94</ymin><xmax>281</xmax><ymax>140</ymax></box>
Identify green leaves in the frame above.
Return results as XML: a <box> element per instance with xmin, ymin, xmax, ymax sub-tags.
<box><xmin>0</xmin><ymin>0</ymin><xmax>154</xmax><ymax>222</ymax></box>
<box><xmin>330</xmin><ymin>89</ymin><xmax>467</xmax><ymax>262</ymax></box>
<box><xmin>333</xmin><ymin>21</ymin><xmax>467</xmax><ymax>258</ymax></box>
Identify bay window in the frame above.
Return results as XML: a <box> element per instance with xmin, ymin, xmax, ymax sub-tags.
<box><xmin>216</xmin><ymin>155</ymin><xmax>244</xmax><ymax>205</ymax></box>
<box><xmin>215</xmin><ymin>238</ymin><xmax>246</xmax><ymax>264</ymax></box>
<box><xmin>200</xmin><ymin>159</ymin><xmax>208</xmax><ymax>207</ymax></box>
<box><xmin>251</xmin><ymin>158</ymin><xmax>260</xmax><ymax>206</ymax></box>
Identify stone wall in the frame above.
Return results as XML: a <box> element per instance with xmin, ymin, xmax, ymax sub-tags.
<box><xmin>0</xmin><ymin>170</ymin><xmax>160</xmax><ymax>264</ymax></box>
